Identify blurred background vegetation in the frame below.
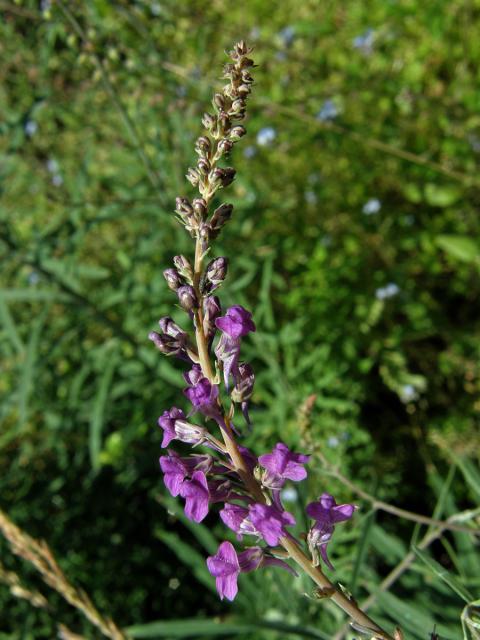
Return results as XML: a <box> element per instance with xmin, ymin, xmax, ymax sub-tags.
<box><xmin>1</xmin><ymin>0</ymin><xmax>480</xmax><ymax>638</ymax></box>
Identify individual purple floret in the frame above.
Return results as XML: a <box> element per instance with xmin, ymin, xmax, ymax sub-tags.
<box><xmin>306</xmin><ymin>493</ymin><xmax>356</xmax><ymax>569</ymax></box>
<box><xmin>184</xmin><ymin>377</ymin><xmax>221</xmax><ymax>421</ymax></box>
<box><xmin>206</xmin><ymin>541</ymin><xmax>241</xmax><ymax>601</ymax></box>
<box><xmin>248</xmin><ymin>503</ymin><xmax>296</xmax><ymax>546</ymax></box>
<box><xmin>206</xmin><ymin>541</ymin><xmax>297</xmax><ymax>601</ymax></box>
<box><xmin>220</xmin><ymin>503</ymin><xmax>256</xmax><ymax>539</ymax></box>
<box><xmin>259</xmin><ymin>443</ymin><xmax>310</xmax><ymax>489</ymax></box>
<box><xmin>215</xmin><ymin>306</ymin><xmax>256</xmax><ymax>390</ymax></box>
<box><xmin>215</xmin><ymin>305</ymin><xmax>256</xmax><ymax>338</ymax></box>
<box><xmin>179</xmin><ymin>470</ymin><xmax>210</xmax><ymax>522</ymax></box>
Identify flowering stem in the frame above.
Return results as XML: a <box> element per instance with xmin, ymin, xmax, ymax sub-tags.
<box><xmin>191</xmin><ymin>238</ymin><xmax>393</xmax><ymax>637</ymax></box>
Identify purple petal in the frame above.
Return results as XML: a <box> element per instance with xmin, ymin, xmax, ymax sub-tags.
<box><xmin>180</xmin><ymin>471</ymin><xmax>209</xmax><ymax>522</ymax></box>
<box><xmin>217</xmin><ymin>575</ymin><xmax>238</xmax><ymax>601</ymax></box>
<box><xmin>263</xmin><ymin>556</ymin><xmax>299</xmax><ymax>577</ymax></box>
<box><xmin>220</xmin><ymin>504</ymin><xmax>249</xmax><ymax>533</ymax></box>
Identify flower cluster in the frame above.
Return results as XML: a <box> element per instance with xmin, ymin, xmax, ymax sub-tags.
<box><xmin>150</xmin><ymin>41</ymin><xmax>356</xmax><ymax>604</ymax></box>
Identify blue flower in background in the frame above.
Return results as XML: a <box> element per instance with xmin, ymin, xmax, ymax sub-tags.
<box><xmin>400</xmin><ymin>384</ymin><xmax>417</xmax><ymax>403</ymax></box>
<box><xmin>353</xmin><ymin>28</ymin><xmax>375</xmax><ymax>55</ymax></box>
<box><xmin>375</xmin><ymin>283</ymin><xmax>400</xmax><ymax>300</ymax></box>
<box><xmin>25</xmin><ymin>120</ymin><xmax>37</xmax><ymax>137</ymax></box>
<box><xmin>278</xmin><ymin>26</ymin><xmax>295</xmax><ymax>47</ymax></box>
<box><xmin>256</xmin><ymin>127</ymin><xmax>276</xmax><ymax>146</ymax></box>
<box><xmin>362</xmin><ymin>198</ymin><xmax>381</xmax><ymax>215</ymax></box>
<box><xmin>243</xmin><ymin>145</ymin><xmax>257</xmax><ymax>159</ymax></box>
<box><xmin>316</xmin><ymin>99</ymin><xmax>339</xmax><ymax>122</ymax></box>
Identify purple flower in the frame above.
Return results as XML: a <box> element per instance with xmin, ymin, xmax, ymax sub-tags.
<box><xmin>220</xmin><ymin>503</ymin><xmax>253</xmax><ymax>538</ymax></box>
<box><xmin>215</xmin><ymin>305</ymin><xmax>256</xmax><ymax>339</ymax></box>
<box><xmin>184</xmin><ymin>378</ymin><xmax>220</xmax><ymax>420</ymax></box>
<box><xmin>206</xmin><ymin>541</ymin><xmax>298</xmax><ymax>601</ymax></box>
<box><xmin>206</xmin><ymin>541</ymin><xmax>241</xmax><ymax>601</ymax></box>
<box><xmin>215</xmin><ymin>307</ymin><xmax>256</xmax><ymax>389</ymax></box>
<box><xmin>183</xmin><ymin>364</ymin><xmax>203</xmax><ymax>386</ymax></box>
<box><xmin>259</xmin><ymin>443</ymin><xmax>310</xmax><ymax>488</ymax></box>
<box><xmin>159</xmin><ymin>452</ymin><xmax>189</xmax><ymax>497</ymax></box>
<box><xmin>179</xmin><ymin>470</ymin><xmax>210</xmax><ymax>522</ymax></box>
<box><xmin>248</xmin><ymin>503</ymin><xmax>296</xmax><ymax>546</ymax></box>
<box><xmin>306</xmin><ymin>493</ymin><xmax>355</xmax><ymax>569</ymax></box>
<box><xmin>159</xmin><ymin>452</ymin><xmax>213</xmax><ymax>497</ymax></box>
<box><xmin>158</xmin><ymin>407</ymin><xmax>186</xmax><ymax>447</ymax></box>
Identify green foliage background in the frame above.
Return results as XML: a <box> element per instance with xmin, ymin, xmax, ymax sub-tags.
<box><xmin>1</xmin><ymin>0</ymin><xmax>479</xmax><ymax>638</ymax></box>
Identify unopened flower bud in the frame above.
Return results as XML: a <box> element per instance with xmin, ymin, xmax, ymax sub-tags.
<box><xmin>204</xmin><ymin>257</ymin><xmax>228</xmax><ymax>292</ymax></box>
<box><xmin>213</xmin><ymin>93</ymin><xmax>225</xmax><ymax>110</ymax></box>
<box><xmin>175</xmin><ymin>196</ymin><xmax>193</xmax><ymax>215</ymax></box>
<box><xmin>209</xmin><ymin>167</ymin><xmax>225</xmax><ymax>187</ymax></box>
<box><xmin>239</xmin><ymin>56</ymin><xmax>255</xmax><ymax>69</ymax></box>
<box><xmin>241</xmin><ymin>70</ymin><xmax>253</xmax><ymax>84</ymax></box>
<box><xmin>233</xmin><ymin>40</ymin><xmax>249</xmax><ymax>58</ymax></box>
<box><xmin>230</xmin><ymin>99</ymin><xmax>246</xmax><ymax>114</ymax></box>
<box><xmin>202</xmin><ymin>113</ymin><xmax>216</xmax><ymax>130</ymax></box>
<box><xmin>197</xmin><ymin>158</ymin><xmax>210</xmax><ymax>176</ymax></box>
<box><xmin>199</xmin><ymin>222</ymin><xmax>210</xmax><ymax>244</ymax></box>
<box><xmin>186</xmin><ymin>167</ymin><xmax>200</xmax><ymax>187</ymax></box>
<box><xmin>230</xmin><ymin>126</ymin><xmax>246</xmax><ymax>140</ymax></box>
<box><xmin>195</xmin><ymin>136</ymin><xmax>211</xmax><ymax>155</ymax></box>
<box><xmin>218</xmin><ymin>139</ymin><xmax>233</xmax><ymax>155</ymax></box>
<box><xmin>159</xmin><ymin>317</ymin><xmax>185</xmax><ymax>338</ymax></box>
<box><xmin>177</xmin><ymin>285</ymin><xmax>198</xmax><ymax>312</ymax></box>
<box><xmin>221</xmin><ymin>167</ymin><xmax>236</xmax><ymax>187</ymax></box>
<box><xmin>173</xmin><ymin>255</ymin><xmax>193</xmax><ymax>282</ymax></box>
<box><xmin>148</xmin><ymin>331</ymin><xmax>184</xmax><ymax>356</ymax></box>
<box><xmin>164</xmin><ymin>268</ymin><xmax>183</xmax><ymax>292</ymax></box>
<box><xmin>217</xmin><ymin>112</ymin><xmax>230</xmax><ymax>133</ymax></box>
<box><xmin>192</xmin><ymin>198</ymin><xmax>208</xmax><ymax>219</ymax></box>
<box><xmin>210</xmin><ymin>203</ymin><xmax>233</xmax><ymax>235</ymax></box>
<box><xmin>237</xmin><ymin>84</ymin><xmax>251</xmax><ymax>97</ymax></box>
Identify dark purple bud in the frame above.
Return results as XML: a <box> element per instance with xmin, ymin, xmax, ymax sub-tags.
<box><xmin>149</xmin><ymin>331</ymin><xmax>184</xmax><ymax>356</ymax></box>
<box><xmin>193</xmin><ymin>198</ymin><xmax>208</xmax><ymax>219</ymax></box>
<box><xmin>175</xmin><ymin>196</ymin><xmax>193</xmax><ymax>215</ymax></box>
<box><xmin>230</xmin><ymin>99</ymin><xmax>246</xmax><ymax>114</ymax></box>
<box><xmin>218</xmin><ymin>139</ymin><xmax>234</xmax><ymax>155</ymax></box>
<box><xmin>203</xmin><ymin>296</ymin><xmax>222</xmax><ymax>342</ymax></box>
<box><xmin>173</xmin><ymin>255</ymin><xmax>193</xmax><ymax>283</ymax></box>
<box><xmin>202</xmin><ymin>113</ymin><xmax>216</xmax><ymax>130</ymax></box>
<box><xmin>163</xmin><ymin>268</ymin><xmax>183</xmax><ymax>292</ymax></box>
<box><xmin>221</xmin><ymin>167</ymin><xmax>236</xmax><ymax>187</ymax></box>
<box><xmin>233</xmin><ymin>40</ymin><xmax>250</xmax><ymax>57</ymax></box>
<box><xmin>230</xmin><ymin>126</ymin><xmax>246</xmax><ymax>140</ymax></box>
<box><xmin>195</xmin><ymin>136</ymin><xmax>211</xmax><ymax>154</ymax></box>
<box><xmin>218</xmin><ymin>112</ymin><xmax>230</xmax><ymax>133</ymax></box>
<box><xmin>197</xmin><ymin>158</ymin><xmax>210</xmax><ymax>176</ymax></box>
<box><xmin>239</xmin><ymin>56</ymin><xmax>255</xmax><ymax>69</ymax></box>
<box><xmin>186</xmin><ymin>167</ymin><xmax>200</xmax><ymax>187</ymax></box>
<box><xmin>201</xmin><ymin>257</ymin><xmax>228</xmax><ymax>294</ymax></box>
<box><xmin>177</xmin><ymin>285</ymin><xmax>198</xmax><ymax>312</ymax></box>
<box><xmin>241</xmin><ymin>70</ymin><xmax>253</xmax><ymax>84</ymax></box>
<box><xmin>159</xmin><ymin>316</ymin><xmax>185</xmax><ymax>338</ymax></box>
<box><xmin>210</xmin><ymin>203</ymin><xmax>233</xmax><ymax>235</ymax></box>
<box><xmin>213</xmin><ymin>93</ymin><xmax>225</xmax><ymax>110</ymax></box>
<box><xmin>237</xmin><ymin>84</ymin><xmax>251</xmax><ymax>97</ymax></box>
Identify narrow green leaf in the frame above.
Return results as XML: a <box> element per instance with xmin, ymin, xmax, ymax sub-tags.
<box><xmin>18</xmin><ymin>308</ymin><xmax>46</xmax><ymax>426</ymax></box>
<box><xmin>413</xmin><ymin>546</ymin><xmax>473</xmax><ymax>603</ymax></box>
<box><xmin>126</xmin><ymin>617</ymin><xmax>330</xmax><ymax>639</ymax></box>
<box><xmin>436</xmin><ymin>235</ymin><xmax>479</xmax><ymax>263</ymax></box>
<box><xmin>0</xmin><ymin>292</ymin><xmax>24</xmax><ymax>353</ymax></box>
